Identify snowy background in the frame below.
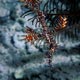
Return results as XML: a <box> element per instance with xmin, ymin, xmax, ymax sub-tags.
<box><xmin>0</xmin><ymin>0</ymin><xmax>80</xmax><ymax>80</ymax></box>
